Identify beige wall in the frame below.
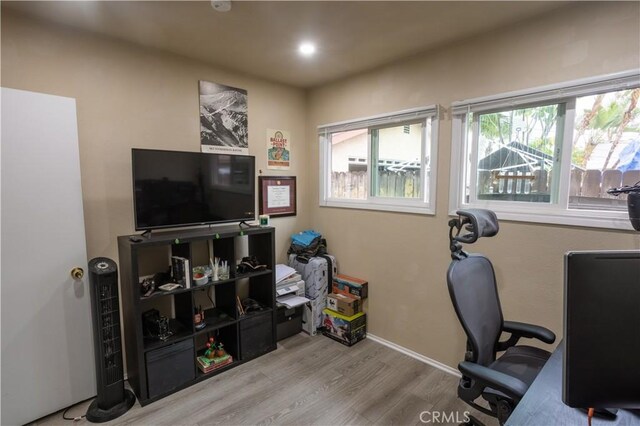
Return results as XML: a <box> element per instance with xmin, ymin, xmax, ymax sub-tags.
<box><xmin>3</xmin><ymin>2</ymin><xmax>640</xmax><ymax>373</ymax></box>
<box><xmin>1</xmin><ymin>10</ymin><xmax>310</xmax><ymax>264</ymax></box>
<box><xmin>307</xmin><ymin>2</ymin><xmax>640</xmax><ymax>368</ymax></box>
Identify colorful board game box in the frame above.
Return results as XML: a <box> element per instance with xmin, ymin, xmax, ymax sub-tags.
<box><xmin>322</xmin><ymin>308</ymin><xmax>366</xmax><ymax>347</ymax></box>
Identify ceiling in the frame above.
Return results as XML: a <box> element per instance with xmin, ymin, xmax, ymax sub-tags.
<box><xmin>4</xmin><ymin>1</ymin><xmax>569</xmax><ymax>88</ymax></box>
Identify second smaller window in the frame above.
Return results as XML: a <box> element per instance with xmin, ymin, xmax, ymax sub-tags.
<box><xmin>319</xmin><ymin>106</ymin><xmax>438</xmax><ymax>214</ymax></box>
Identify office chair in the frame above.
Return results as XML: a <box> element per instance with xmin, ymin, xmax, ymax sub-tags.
<box><xmin>447</xmin><ymin>209</ymin><xmax>556</xmax><ymax>425</ymax></box>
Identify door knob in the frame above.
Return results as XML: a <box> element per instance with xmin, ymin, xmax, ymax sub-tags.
<box><xmin>71</xmin><ymin>267</ymin><xmax>84</xmax><ymax>280</ymax></box>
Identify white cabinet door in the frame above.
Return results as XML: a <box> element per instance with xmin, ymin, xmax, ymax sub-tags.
<box><xmin>1</xmin><ymin>88</ymin><xmax>96</xmax><ymax>425</ymax></box>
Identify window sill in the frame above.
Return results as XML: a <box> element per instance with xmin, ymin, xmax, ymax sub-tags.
<box><xmin>449</xmin><ymin>205</ymin><xmax>635</xmax><ymax>231</ymax></box>
<box><xmin>322</xmin><ymin>199</ymin><xmax>435</xmax><ymax>215</ymax></box>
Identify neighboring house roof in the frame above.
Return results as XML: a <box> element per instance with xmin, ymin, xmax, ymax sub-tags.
<box><xmin>478</xmin><ymin>141</ymin><xmax>552</xmax><ymax>172</ymax></box>
<box><xmin>331</xmin><ymin>129</ymin><xmax>367</xmax><ymax>144</ymax></box>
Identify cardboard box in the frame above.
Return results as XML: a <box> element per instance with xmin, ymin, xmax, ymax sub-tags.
<box><xmin>332</xmin><ymin>274</ymin><xmax>368</xmax><ymax>300</ymax></box>
<box><xmin>327</xmin><ymin>292</ymin><xmax>362</xmax><ymax>317</ymax></box>
<box><xmin>322</xmin><ymin>309</ymin><xmax>366</xmax><ymax>347</ymax></box>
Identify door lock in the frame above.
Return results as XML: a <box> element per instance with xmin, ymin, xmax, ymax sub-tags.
<box><xmin>71</xmin><ymin>267</ymin><xmax>84</xmax><ymax>280</ymax></box>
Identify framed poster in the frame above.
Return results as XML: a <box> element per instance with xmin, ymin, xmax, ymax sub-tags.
<box><xmin>259</xmin><ymin>176</ymin><xmax>296</xmax><ymax>217</ymax></box>
<box><xmin>199</xmin><ymin>80</ymin><xmax>248</xmax><ymax>154</ymax></box>
<box><xmin>267</xmin><ymin>128</ymin><xmax>290</xmax><ymax>170</ymax></box>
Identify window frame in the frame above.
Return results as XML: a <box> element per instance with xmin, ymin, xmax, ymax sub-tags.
<box><xmin>319</xmin><ymin>106</ymin><xmax>439</xmax><ymax>215</ymax></box>
<box><xmin>449</xmin><ymin>70</ymin><xmax>640</xmax><ymax>231</ymax></box>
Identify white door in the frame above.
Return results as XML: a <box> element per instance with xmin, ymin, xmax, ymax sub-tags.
<box><xmin>1</xmin><ymin>88</ymin><xmax>96</xmax><ymax>425</ymax></box>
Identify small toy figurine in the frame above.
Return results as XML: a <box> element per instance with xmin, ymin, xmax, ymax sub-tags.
<box><xmin>194</xmin><ymin>306</ymin><xmax>206</xmax><ymax>330</ymax></box>
<box><xmin>204</xmin><ymin>337</ymin><xmax>216</xmax><ymax>359</ymax></box>
<box><xmin>214</xmin><ymin>341</ymin><xmax>226</xmax><ymax>358</ymax></box>
<box><xmin>204</xmin><ymin>336</ymin><xmax>227</xmax><ymax>359</ymax></box>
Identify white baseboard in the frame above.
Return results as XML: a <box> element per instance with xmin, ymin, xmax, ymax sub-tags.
<box><xmin>367</xmin><ymin>333</ymin><xmax>461</xmax><ymax>377</ymax></box>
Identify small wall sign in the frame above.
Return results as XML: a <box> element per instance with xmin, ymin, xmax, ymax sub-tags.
<box><xmin>266</xmin><ymin>128</ymin><xmax>290</xmax><ymax>170</ymax></box>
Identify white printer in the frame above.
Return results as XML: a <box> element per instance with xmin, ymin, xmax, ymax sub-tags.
<box><xmin>276</xmin><ymin>275</ymin><xmax>305</xmax><ymax>300</ymax></box>
<box><xmin>275</xmin><ymin>273</ymin><xmax>309</xmax><ymax>340</ymax></box>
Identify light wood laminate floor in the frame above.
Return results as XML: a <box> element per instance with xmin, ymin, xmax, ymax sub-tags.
<box><xmin>34</xmin><ymin>334</ymin><xmax>497</xmax><ymax>426</ymax></box>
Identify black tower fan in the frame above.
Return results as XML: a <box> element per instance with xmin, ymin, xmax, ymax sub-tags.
<box><xmin>86</xmin><ymin>257</ymin><xmax>135</xmax><ymax>422</ymax></box>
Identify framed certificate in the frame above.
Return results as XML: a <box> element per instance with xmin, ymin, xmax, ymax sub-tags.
<box><xmin>259</xmin><ymin>176</ymin><xmax>297</xmax><ymax>217</ymax></box>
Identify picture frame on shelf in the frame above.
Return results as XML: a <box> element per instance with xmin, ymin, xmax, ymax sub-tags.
<box><xmin>258</xmin><ymin>176</ymin><xmax>296</xmax><ymax>217</ymax></box>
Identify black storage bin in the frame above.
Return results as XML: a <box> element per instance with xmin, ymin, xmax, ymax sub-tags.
<box><xmin>276</xmin><ymin>305</ymin><xmax>303</xmax><ymax>341</ymax></box>
<box><xmin>240</xmin><ymin>311</ymin><xmax>274</xmax><ymax>360</ymax></box>
<box><xmin>145</xmin><ymin>339</ymin><xmax>195</xmax><ymax>399</ymax></box>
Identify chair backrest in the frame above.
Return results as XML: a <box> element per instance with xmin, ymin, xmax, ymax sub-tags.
<box><xmin>447</xmin><ymin>253</ymin><xmax>503</xmax><ymax>367</ymax></box>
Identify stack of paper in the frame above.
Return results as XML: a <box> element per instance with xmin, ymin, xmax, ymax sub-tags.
<box><xmin>276</xmin><ymin>294</ymin><xmax>311</xmax><ymax>309</ymax></box>
<box><xmin>275</xmin><ymin>264</ymin><xmax>297</xmax><ymax>284</ymax></box>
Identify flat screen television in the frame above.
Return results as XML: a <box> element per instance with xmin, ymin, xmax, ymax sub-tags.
<box><xmin>563</xmin><ymin>250</ymin><xmax>640</xmax><ymax>410</ymax></box>
<box><xmin>132</xmin><ymin>149</ymin><xmax>255</xmax><ymax>230</ymax></box>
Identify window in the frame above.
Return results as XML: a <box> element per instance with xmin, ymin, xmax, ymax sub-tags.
<box><xmin>450</xmin><ymin>71</ymin><xmax>640</xmax><ymax>230</ymax></box>
<box><xmin>319</xmin><ymin>106</ymin><xmax>438</xmax><ymax>214</ymax></box>
<box><xmin>473</xmin><ymin>104</ymin><xmax>561</xmax><ymax>204</ymax></box>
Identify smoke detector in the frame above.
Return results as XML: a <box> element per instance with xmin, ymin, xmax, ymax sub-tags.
<box><xmin>211</xmin><ymin>0</ymin><xmax>231</xmax><ymax>12</ymax></box>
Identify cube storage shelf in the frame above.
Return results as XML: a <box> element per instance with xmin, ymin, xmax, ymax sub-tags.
<box><xmin>118</xmin><ymin>225</ymin><xmax>276</xmax><ymax>405</ymax></box>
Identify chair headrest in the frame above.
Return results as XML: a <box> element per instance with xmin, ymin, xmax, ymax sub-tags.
<box><xmin>452</xmin><ymin>209</ymin><xmax>499</xmax><ymax>244</ymax></box>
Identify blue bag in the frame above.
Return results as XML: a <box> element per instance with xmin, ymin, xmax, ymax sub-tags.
<box><xmin>291</xmin><ymin>230</ymin><xmax>321</xmax><ymax>247</ymax></box>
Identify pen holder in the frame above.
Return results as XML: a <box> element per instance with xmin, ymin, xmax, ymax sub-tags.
<box><xmin>219</xmin><ymin>265</ymin><xmax>229</xmax><ymax>280</ymax></box>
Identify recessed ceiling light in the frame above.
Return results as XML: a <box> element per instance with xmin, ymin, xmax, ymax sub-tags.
<box><xmin>298</xmin><ymin>42</ymin><xmax>316</xmax><ymax>57</ymax></box>
<box><xmin>211</xmin><ymin>0</ymin><xmax>231</xmax><ymax>12</ymax></box>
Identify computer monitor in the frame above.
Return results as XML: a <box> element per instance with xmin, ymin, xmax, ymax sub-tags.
<box><xmin>563</xmin><ymin>250</ymin><xmax>640</xmax><ymax>410</ymax></box>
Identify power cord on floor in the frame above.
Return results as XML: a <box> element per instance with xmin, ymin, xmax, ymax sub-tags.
<box><xmin>62</xmin><ymin>408</ymin><xmax>85</xmax><ymax>422</ymax></box>
<box><xmin>61</xmin><ymin>396</ymin><xmax>94</xmax><ymax>422</ymax></box>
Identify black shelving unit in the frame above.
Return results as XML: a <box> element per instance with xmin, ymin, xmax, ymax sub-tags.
<box><xmin>118</xmin><ymin>225</ymin><xmax>276</xmax><ymax>406</ymax></box>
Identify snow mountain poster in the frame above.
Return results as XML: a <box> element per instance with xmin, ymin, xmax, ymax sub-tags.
<box><xmin>199</xmin><ymin>81</ymin><xmax>248</xmax><ymax>154</ymax></box>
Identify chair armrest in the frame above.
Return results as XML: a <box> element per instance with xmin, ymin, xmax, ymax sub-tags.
<box><xmin>503</xmin><ymin>321</ymin><xmax>556</xmax><ymax>344</ymax></box>
<box><xmin>458</xmin><ymin>361</ymin><xmax>529</xmax><ymax>402</ymax></box>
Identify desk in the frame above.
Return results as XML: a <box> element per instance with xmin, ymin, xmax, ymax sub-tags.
<box><xmin>506</xmin><ymin>341</ymin><xmax>640</xmax><ymax>425</ymax></box>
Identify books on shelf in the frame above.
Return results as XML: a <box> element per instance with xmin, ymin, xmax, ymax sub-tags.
<box><xmin>196</xmin><ymin>354</ymin><xmax>233</xmax><ymax>374</ymax></box>
<box><xmin>171</xmin><ymin>256</ymin><xmax>191</xmax><ymax>289</ymax></box>
<box><xmin>236</xmin><ymin>296</ymin><xmax>245</xmax><ymax>316</ymax></box>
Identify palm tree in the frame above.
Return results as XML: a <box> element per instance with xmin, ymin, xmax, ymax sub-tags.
<box><xmin>577</xmin><ymin>89</ymin><xmax>640</xmax><ymax>169</ymax></box>
<box><xmin>573</xmin><ymin>94</ymin><xmax>604</xmax><ymax>147</ymax></box>
<box><xmin>480</xmin><ymin>113</ymin><xmax>509</xmax><ymax>144</ymax></box>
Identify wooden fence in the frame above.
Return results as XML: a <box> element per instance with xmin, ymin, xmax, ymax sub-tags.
<box><xmin>331</xmin><ymin>168</ymin><xmax>640</xmax><ymax>202</ymax></box>
<box><xmin>570</xmin><ymin>169</ymin><xmax>640</xmax><ymax>198</ymax></box>
<box><xmin>477</xmin><ymin>169</ymin><xmax>639</xmax><ymax>200</ymax></box>
<box><xmin>331</xmin><ymin>171</ymin><xmax>421</xmax><ymax>199</ymax></box>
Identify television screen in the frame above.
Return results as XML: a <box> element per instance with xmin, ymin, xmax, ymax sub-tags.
<box><xmin>132</xmin><ymin>149</ymin><xmax>255</xmax><ymax>230</ymax></box>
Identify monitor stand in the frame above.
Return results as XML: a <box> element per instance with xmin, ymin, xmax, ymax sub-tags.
<box><xmin>238</xmin><ymin>221</ymin><xmax>254</xmax><ymax>229</ymax></box>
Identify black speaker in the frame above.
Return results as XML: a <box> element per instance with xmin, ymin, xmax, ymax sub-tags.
<box><xmin>607</xmin><ymin>184</ymin><xmax>640</xmax><ymax>231</ymax></box>
<box><xmin>86</xmin><ymin>257</ymin><xmax>135</xmax><ymax>423</ymax></box>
